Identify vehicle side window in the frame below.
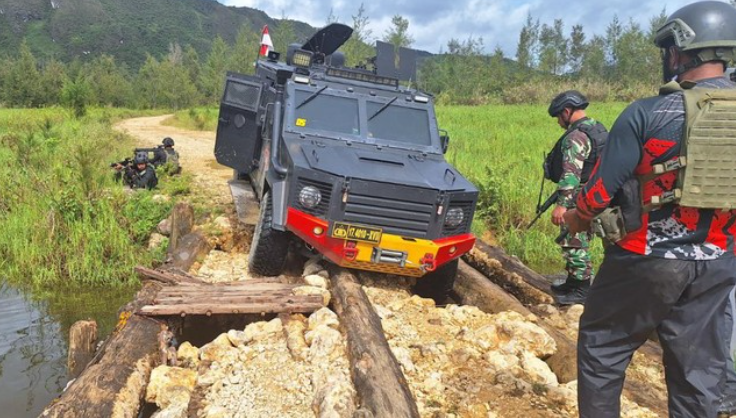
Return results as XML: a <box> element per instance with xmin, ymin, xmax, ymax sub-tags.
<box><xmin>224</xmin><ymin>81</ymin><xmax>260</xmax><ymax>111</ymax></box>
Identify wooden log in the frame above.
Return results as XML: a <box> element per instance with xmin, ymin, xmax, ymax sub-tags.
<box><xmin>167</xmin><ymin>202</ymin><xmax>195</xmax><ymax>252</ymax></box>
<box><xmin>135</xmin><ymin>266</ymin><xmax>205</xmax><ymax>285</ymax></box>
<box><xmin>165</xmin><ymin>231</ymin><xmax>212</xmax><ymax>273</ymax></box>
<box><xmin>43</xmin><ymin>282</ymin><xmax>166</xmax><ymax>418</ymax></box>
<box><xmin>67</xmin><ymin>320</ymin><xmax>98</xmax><ymax>379</ymax></box>
<box><xmin>462</xmin><ymin>241</ymin><xmax>554</xmax><ymax>305</ymax></box>
<box><xmin>329</xmin><ymin>267</ymin><xmax>420</xmax><ymax>418</ymax></box>
<box><xmin>452</xmin><ymin>261</ymin><xmax>667</xmax><ymax>415</ymax></box>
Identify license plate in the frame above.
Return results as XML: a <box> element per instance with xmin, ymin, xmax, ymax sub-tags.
<box><xmin>331</xmin><ymin>222</ymin><xmax>382</xmax><ymax>244</ymax></box>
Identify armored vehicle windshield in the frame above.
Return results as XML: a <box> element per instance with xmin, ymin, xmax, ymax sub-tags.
<box><xmin>288</xmin><ymin>83</ymin><xmax>438</xmax><ymax>152</ymax></box>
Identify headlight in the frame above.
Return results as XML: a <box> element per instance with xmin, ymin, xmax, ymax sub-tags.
<box><xmin>298</xmin><ymin>186</ymin><xmax>321</xmax><ymax>209</ymax></box>
<box><xmin>445</xmin><ymin>207</ymin><xmax>464</xmax><ymax>227</ymax></box>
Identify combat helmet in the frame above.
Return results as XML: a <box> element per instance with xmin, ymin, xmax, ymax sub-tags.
<box><xmin>654</xmin><ymin>1</ymin><xmax>736</xmax><ymax>67</ymax></box>
<box><xmin>162</xmin><ymin>137</ymin><xmax>175</xmax><ymax>147</ymax></box>
<box><xmin>134</xmin><ymin>151</ymin><xmax>148</xmax><ymax>165</ymax></box>
<box><xmin>548</xmin><ymin>90</ymin><xmax>589</xmax><ymax>117</ymax></box>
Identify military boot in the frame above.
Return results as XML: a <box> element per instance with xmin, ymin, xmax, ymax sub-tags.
<box><xmin>718</xmin><ymin>396</ymin><xmax>736</xmax><ymax>417</ymax></box>
<box><xmin>551</xmin><ymin>275</ymin><xmax>577</xmax><ymax>293</ymax></box>
<box><xmin>553</xmin><ymin>279</ymin><xmax>590</xmax><ymax>305</ymax></box>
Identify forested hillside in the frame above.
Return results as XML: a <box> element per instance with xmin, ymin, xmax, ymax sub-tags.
<box><xmin>0</xmin><ymin>0</ymin><xmax>313</xmax><ymax>67</ymax></box>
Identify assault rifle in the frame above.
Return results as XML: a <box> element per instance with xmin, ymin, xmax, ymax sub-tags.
<box><xmin>110</xmin><ymin>157</ymin><xmax>133</xmax><ymax>168</ymax></box>
<box><xmin>134</xmin><ymin>147</ymin><xmax>161</xmax><ymax>154</ymax></box>
<box><xmin>528</xmin><ymin>190</ymin><xmax>560</xmax><ymax>229</ymax></box>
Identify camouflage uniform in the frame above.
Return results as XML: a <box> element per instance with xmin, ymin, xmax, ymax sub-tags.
<box><xmin>557</xmin><ymin>120</ymin><xmax>596</xmax><ymax>282</ymax></box>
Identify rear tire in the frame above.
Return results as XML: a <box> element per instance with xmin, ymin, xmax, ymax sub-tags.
<box><xmin>248</xmin><ymin>191</ymin><xmax>290</xmax><ymax>276</ymax></box>
<box><xmin>413</xmin><ymin>259</ymin><xmax>459</xmax><ymax>305</ymax></box>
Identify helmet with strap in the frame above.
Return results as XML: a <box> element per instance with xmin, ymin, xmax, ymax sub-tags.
<box><xmin>654</xmin><ymin>1</ymin><xmax>736</xmax><ymax>75</ymax></box>
<box><xmin>548</xmin><ymin>90</ymin><xmax>589</xmax><ymax>117</ymax></box>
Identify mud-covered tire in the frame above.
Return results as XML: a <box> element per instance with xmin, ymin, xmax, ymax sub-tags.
<box><xmin>248</xmin><ymin>191</ymin><xmax>290</xmax><ymax>276</ymax></box>
<box><xmin>413</xmin><ymin>259</ymin><xmax>459</xmax><ymax>304</ymax></box>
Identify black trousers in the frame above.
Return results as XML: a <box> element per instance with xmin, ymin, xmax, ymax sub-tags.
<box><xmin>577</xmin><ymin>245</ymin><xmax>736</xmax><ymax>418</ymax></box>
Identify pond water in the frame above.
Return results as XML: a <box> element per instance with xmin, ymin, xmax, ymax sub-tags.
<box><xmin>0</xmin><ymin>279</ymin><xmax>135</xmax><ymax>417</ymax></box>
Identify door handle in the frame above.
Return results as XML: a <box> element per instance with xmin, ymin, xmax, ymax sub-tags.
<box><xmin>219</xmin><ymin>117</ymin><xmax>230</xmax><ymax>124</ymax></box>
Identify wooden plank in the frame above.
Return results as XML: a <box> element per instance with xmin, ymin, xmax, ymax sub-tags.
<box><xmin>329</xmin><ymin>267</ymin><xmax>420</xmax><ymax>418</ymax></box>
<box><xmin>135</xmin><ymin>266</ymin><xmax>205</xmax><ymax>285</ymax></box>
<box><xmin>174</xmin><ymin>278</ymin><xmax>285</xmax><ymax>286</ymax></box>
<box><xmin>153</xmin><ymin>294</ymin><xmax>306</xmax><ymax>305</ymax></box>
<box><xmin>138</xmin><ymin>298</ymin><xmax>325</xmax><ymax>316</ymax></box>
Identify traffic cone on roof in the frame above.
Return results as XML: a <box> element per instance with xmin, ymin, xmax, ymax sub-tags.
<box><xmin>260</xmin><ymin>25</ymin><xmax>273</xmax><ymax>57</ymax></box>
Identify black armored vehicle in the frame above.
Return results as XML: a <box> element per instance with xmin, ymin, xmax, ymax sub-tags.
<box><xmin>215</xmin><ymin>23</ymin><xmax>478</xmax><ymax>301</ymax></box>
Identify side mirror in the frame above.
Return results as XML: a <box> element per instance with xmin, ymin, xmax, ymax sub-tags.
<box><xmin>440</xmin><ymin>129</ymin><xmax>450</xmax><ymax>154</ymax></box>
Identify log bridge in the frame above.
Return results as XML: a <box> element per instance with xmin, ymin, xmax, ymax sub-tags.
<box><xmin>43</xmin><ymin>201</ymin><xmax>668</xmax><ymax>417</ymax></box>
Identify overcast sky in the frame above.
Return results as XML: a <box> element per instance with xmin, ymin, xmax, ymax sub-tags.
<box><xmin>218</xmin><ymin>0</ymin><xmax>704</xmax><ymax>56</ymax></box>
<box><xmin>218</xmin><ymin>0</ymin><xmax>694</xmax><ymax>56</ymax></box>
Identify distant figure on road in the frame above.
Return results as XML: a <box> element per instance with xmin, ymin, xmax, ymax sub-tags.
<box><xmin>125</xmin><ymin>151</ymin><xmax>158</xmax><ymax>190</ymax></box>
<box><xmin>544</xmin><ymin>90</ymin><xmax>607</xmax><ymax>305</ymax></box>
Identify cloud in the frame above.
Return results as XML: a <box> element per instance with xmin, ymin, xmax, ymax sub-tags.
<box><xmin>219</xmin><ymin>0</ymin><xmax>699</xmax><ymax>55</ymax></box>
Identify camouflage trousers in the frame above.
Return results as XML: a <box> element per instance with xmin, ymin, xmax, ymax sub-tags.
<box><xmin>559</xmin><ymin>226</ymin><xmax>593</xmax><ymax>282</ymax></box>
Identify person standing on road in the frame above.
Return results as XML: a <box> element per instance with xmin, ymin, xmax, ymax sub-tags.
<box><xmin>544</xmin><ymin>91</ymin><xmax>607</xmax><ymax>305</ymax></box>
<box><xmin>151</xmin><ymin>137</ymin><xmax>181</xmax><ymax>173</ymax></box>
<box><xmin>563</xmin><ymin>2</ymin><xmax>736</xmax><ymax>416</ymax></box>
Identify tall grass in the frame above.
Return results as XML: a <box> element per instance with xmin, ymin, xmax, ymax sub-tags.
<box><xmin>0</xmin><ymin>107</ymin><xmax>173</xmax><ymax>287</ymax></box>
<box><xmin>438</xmin><ymin>103</ymin><xmax>629</xmax><ymax>272</ymax></box>
<box><xmin>165</xmin><ymin>103</ymin><xmax>632</xmax><ymax>272</ymax></box>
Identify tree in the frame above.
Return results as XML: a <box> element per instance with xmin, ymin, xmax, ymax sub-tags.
<box><xmin>516</xmin><ymin>13</ymin><xmax>539</xmax><ymax>69</ymax></box>
<box><xmin>228</xmin><ymin>26</ymin><xmax>259</xmax><ymax>75</ymax></box>
<box><xmin>273</xmin><ymin>17</ymin><xmax>296</xmax><ymax>55</ymax></box>
<box><xmin>85</xmin><ymin>55</ymin><xmax>132</xmax><ymax>106</ymax></box>
<box><xmin>581</xmin><ymin>35</ymin><xmax>607</xmax><ymax>79</ymax></box>
<box><xmin>383</xmin><ymin>15</ymin><xmax>414</xmax><ymax>49</ymax></box>
<box><xmin>342</xmin><ymin>3</ymin><xmax>375</xmax><ymax>67</ymax></box>
<box><xmin>4</xmin><ymin>41</ymin><xmax>43</xmax><ymax>107</ymax></box>
<box><xmin>538</xmin><ymin>19</ymin><xmax>567</xmax><ymax>75</ymax></box>
<box><xmin>606</xmin><ymin>15</ymin><xmax>623</xmax><ymax>67</ymax></box>
<box><xmin>568</xmin><ymin>24</ymin><xmax>586</xmax><ymax>74</ymax></box>
<box><xmin>38</xmin><ymin>59</ymin><xmax>68</xmax><ymax>105</ymax></box>
<box><xmin>199</xmin><ymin>37</ymin><xmax>229</xmax><ymax>104</ymax></box>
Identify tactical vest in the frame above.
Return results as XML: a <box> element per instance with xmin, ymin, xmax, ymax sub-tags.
<box><xmin>165</xmin><ymin>148</ymin><xmax>180</xmax><ymax>169</ymax></box>
<box><xmin>545</xmin><ymin>118</ymin><xmax>608</xmax><ymax>184</ymax></box>
<box><xmin>643</xmin><ymin>81</ymin><xmax>736</xmax><ymax>211</ymax></box>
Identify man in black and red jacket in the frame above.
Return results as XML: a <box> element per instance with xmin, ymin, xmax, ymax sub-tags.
<box><xmin>563</xmin><ymin>2</ymin><xmax>736</xmax><ymax>417</ymax></box>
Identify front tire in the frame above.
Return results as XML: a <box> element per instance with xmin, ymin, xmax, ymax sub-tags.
<box><xmin>413</xmin><ymin>259</ymin><xmax>459</xmax><ymax>304</ymax></box>
<box><xmin>248</xmin><ymin>191</ymin><xmax>290</xmax><ymax>276</ymax></box>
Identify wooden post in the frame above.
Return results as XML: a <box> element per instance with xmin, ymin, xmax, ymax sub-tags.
<box><xmin>67</xmin><ymin>320</ymin><xmax>98</xmax><ymax>379</ymax></box>
<box><xmin>165</xmin><ymin>231</ymin><xmax>211</xmax><ymax>273</ymax></box>
<box><xmin>329</xmin><ymin>267</ymin><xmax>420</xmax><ymax>418</ymax></box>
<box><xmin>167</xmin><ymin>202</ymin><xmax>195</xmax><ymax>253</ymax></box>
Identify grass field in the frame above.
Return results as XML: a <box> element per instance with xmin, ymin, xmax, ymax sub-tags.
<box><xmin>0</xmin><ymin>107</ymin><xmax>181</xmax><ymax>287</ymax></box>
<box><xmin>167</xmin><ymin>102</ymin><xmax>630</xmax><ymax>273</ymax></box>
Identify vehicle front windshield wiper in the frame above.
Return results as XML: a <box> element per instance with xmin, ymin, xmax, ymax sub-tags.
<box><xmin>296</xmin><ymin>86</ymin><xmax>328</xmax><ymax>109</ymax></box>
<box><xmin>368</xmin><ymin>96</ymin><xmax>398</xmax><ymax>121</ymax></box>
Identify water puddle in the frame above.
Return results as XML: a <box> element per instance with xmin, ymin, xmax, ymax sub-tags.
<box><xmin>0</xmin><ymin>279</ymin><xmax>135</xmax><ymax>417</ymax></box>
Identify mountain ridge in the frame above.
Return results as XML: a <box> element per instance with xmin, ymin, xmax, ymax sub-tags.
<box><xmin>0</xmin><ymin>0</ymin><xmax>316</xmax><ymax>68</ymax></box>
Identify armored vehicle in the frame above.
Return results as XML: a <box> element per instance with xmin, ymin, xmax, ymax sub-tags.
<box><xmin>214</xmin><ymin>23</ymin><xmax>478</xmax><ymax>301</ymax></box>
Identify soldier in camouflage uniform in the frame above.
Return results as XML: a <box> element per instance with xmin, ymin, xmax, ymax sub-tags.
<box><xmin>545</xmin><ymin>91</ymin><xmax>607</xmax><ymax>305</ymax></box>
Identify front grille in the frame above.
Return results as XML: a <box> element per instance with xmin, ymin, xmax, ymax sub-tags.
<box><xmin>442</xmin><ymin>200</ymin><xmax>474</xmax><ymax>236</ymax></box>
<box><xmin>344</xmin><ymin>192</ymin><xmax>434</xmax><ymax>238</ymax></box>
<box><xmin>295</xmin><ymin>178</ymin><xmax>332</xmax><ymax>216</ymax></box>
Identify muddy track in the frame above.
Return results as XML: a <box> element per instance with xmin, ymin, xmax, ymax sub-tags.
<box><xmin>106</xmin><ymin>116</ymin><xmax>668</xmax><ymax>418</ymax></box>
